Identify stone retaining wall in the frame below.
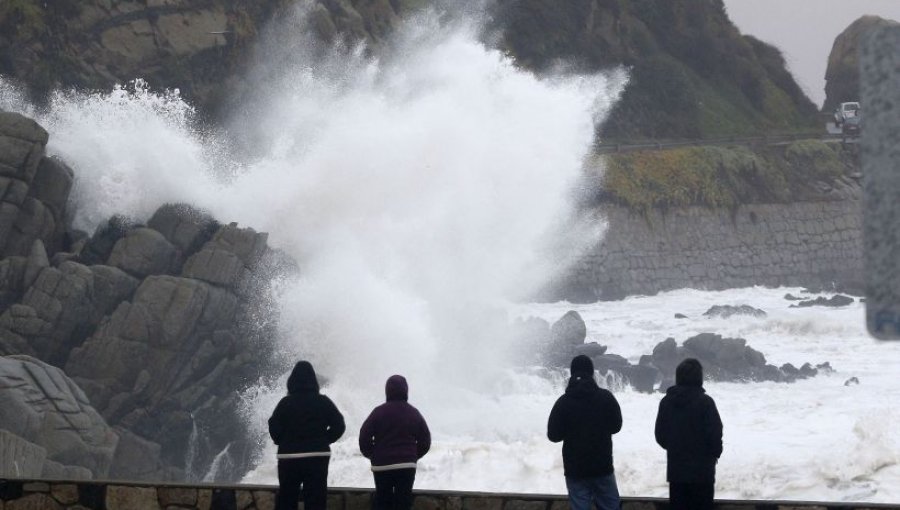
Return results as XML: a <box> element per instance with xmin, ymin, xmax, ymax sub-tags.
<box><xmin>564</xmin><ymin>192</ymin><xmax>862</xmax><ymax>300</ymax></box>
<box><xmin>0</xmin><ymin>479</ymin><xmax>896</xmax><ymax>510</ymax></box>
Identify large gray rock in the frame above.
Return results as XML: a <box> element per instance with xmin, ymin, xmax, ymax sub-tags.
<box><xmin>0</xmin><ymin>429</ymin><xmax>47</xmax><ymax>477</ymax></box>
<box><xmin>147</xmin><ymin>203</ymin><xmax>219</xmax><ymax>256</ymax></box>
<box><xmin>0</xmin><ymin>256</ymin><xmax>27</xmax><ymax>311</ymax></box>
<box><xmin>181</xmin><ymin>247</ymin><xmax>245</xmax><ymax>287</ymax></box>
<box><xmin>647</xmin><ymin>333</ymin><xmax>827</xmax><ymax>384</ymax></box>
<box><xmin>702</xmin><ymin>304</ymin><xmax>767</xmax><ymax>319</ymax></box>
<box><xmin>23</xmin><ymin>239</ymin><xmax>49</xmax><ymax>288</ymax></box>
<box><xmin>29</xmin><ymin>156</ymin><xmax>74</xmax><ymax>227</ymax></box>
<box><xmin>107</xmin><ymin>228</ymin><xmax>180</xmax><ymax>278</ymax></box>
<box><xmin>0</xmin><ymin>112</ymin><xmax>48</xmax><ymax>183</ymax></box>
<box><xmin>550</xmin><ymin>310</ymin><xmax>587</xmax><ymax>347</ymax></box>
<box><xmin>65</xmin><ymin>274</ymin><xmax>257</xmax><ymax>480</ymax></box>
<box><xmin>0</xmin><ymin>261</ymin><xmax>95</xmax><ymax>364</ymax></box>
<box><xmin>0</xmin><ymin>355</ymin><xmax>118</xmax><ymax>478</ymax></box>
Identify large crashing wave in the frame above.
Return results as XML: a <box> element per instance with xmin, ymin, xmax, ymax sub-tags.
<box><xmin>0</xmin><ymin>4</ymin><xmax>624</xmax><ymax>489</ymax></box>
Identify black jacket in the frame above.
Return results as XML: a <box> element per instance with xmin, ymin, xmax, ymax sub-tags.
<box><xmin>547</xmin><ymin>375</ymin><xmax>623</xmax><ymax>478</ymax></box>
<box><xmin>654</xmin><ymin>385</ymin><xmax>723</xmax><ymax>483</ymax></box>
<box><xmin>268</xmin><ymin>362</ymin><xmax>346</xmax><ymax>455</ymax></box>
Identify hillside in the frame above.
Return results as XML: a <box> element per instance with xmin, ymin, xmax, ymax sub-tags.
<box><xmin>0</xmin><ymin>0</ymin><xmax>817</xmax><ymax>138</ymax></box>
<box><xmin>494</xmin><ymin>0</ymin><xmax>819</xmax><ymax>140</ymax></box>
<box><xmin>824</xmin><ymin>15</ymin><xmax>899</xmax><ymax>112</ymax></box>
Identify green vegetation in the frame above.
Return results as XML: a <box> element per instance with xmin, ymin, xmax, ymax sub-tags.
<box><xmin>0</xmin><ymin>0</ymin><xmax>45</xmax><ymax>39</ymax></box>
<box><xmin>496</xmin><ymin>0</ymin><xmax>820</xmax><ymax>140</ymax></box>
<box><xmin>599</xmin><ymin>141</ymin><xmax>855</xmax><ymax>214</ymax></box>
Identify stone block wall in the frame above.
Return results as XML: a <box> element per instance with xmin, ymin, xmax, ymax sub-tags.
<box><xmin>0</xmin><ymin>480</ymin><xmax>897</xmax><ymax>510</ymax></box>
<box><xmin>564</xmin><ymin>193</ymin><xmax>862</xmax><ymax>299</ymax></box>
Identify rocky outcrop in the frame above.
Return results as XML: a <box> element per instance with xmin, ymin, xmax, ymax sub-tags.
<box><xmin>495</xmin><ymin>0</ymin><xmax>817</xmax><ymax>139</ymax></box>
<box><xmin>791</xmin><ymin>295</ymin><xmax>854</xmax><ymax>308</ymax></box>
<box><xmin>0</xmin><ymin>112</ymin><xmax>72</xmax><ymax>260</ymax></box>
<box><xmin>702</xmin><ymin>305</ymin><xmax>767</xmax><ymax>319</ymax></box>
<box><xmin>521</xmin><ymin>309</ymin><xmax>831</xmax><ymax>393</ymax></box>
<box><xmin>0</xmin><ymin>0</ymin><xmax>419</xmax><ymax>117</ymax></box>
<box><xmin>0</xmin><ymin>355</ymin><xmax>117</xmax><ymax>479</ymax></box>
<box><xmin>0</xmin><ymin>113</ymin><xmax>290</xmax><ymax>482</ymax></box>
<box><xmin>3</xmin><ymin>0</ymin><xmax>816</xmax><ymax>139</ymax></box>
<box><xmin>824</xmin><ymin>15</ymin><xmax>899</xmax><ymax>111</ymax></box>
<box><xmin>647</xmin><ymin>334</ymin><xmax>830</xmax><ymax>387</ymax></box>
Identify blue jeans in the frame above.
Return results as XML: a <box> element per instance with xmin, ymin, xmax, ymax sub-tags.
<box><xmin>565</xmin><ymin>473</ymin><xmax>620</xmax><ymax>510</ymax></box>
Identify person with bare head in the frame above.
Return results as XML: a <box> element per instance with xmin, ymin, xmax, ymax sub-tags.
<box><xmin>268</xmin><ymin>361</ymin><xmax>346</xmax><ymax>510</ymax></box>
<box><xmin>655</xmin><ymin>358</ymin><xmax>724</xmax><ymax>510</ymax></box>
<box><xmin>359</xmin><ymin>375</ymin><xmax>431</xmax><ymax>510</ymax></box>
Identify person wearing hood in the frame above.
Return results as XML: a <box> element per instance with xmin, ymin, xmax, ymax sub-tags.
<box><xmin>547</xmin><ymin>355</ymin><xmax>623</xmax><ymax>510</ymax></box>
<box><xmin>654</xmin><ymin>358</ymin><xmax>723</xmax><ymax>510</ymax></box>
<box><xmin>268</xmin><ymin>361</ymin><xmax>346</xmax><ymax>510</ymax></box>
<box><xmin>359</xmin><ymin>375</ymin><xmax>431</xmax><ymax>510</ymax></box>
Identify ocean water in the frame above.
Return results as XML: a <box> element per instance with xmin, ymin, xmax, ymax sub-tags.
<box><xmin>0</xmin><ymin>4</ymin><xmax>897</xmax><ymax>503</ymax></box>
<box><xmin>244</xmin><ymin>286</ymin><xmax>900</xmax><ymax>503</ymax></box>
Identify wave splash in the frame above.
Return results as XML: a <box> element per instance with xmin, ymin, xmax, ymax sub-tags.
<box><xmin>0</xmin><ymin>3</ymin><xmax>623</xmax><ymax>489</ymax></box>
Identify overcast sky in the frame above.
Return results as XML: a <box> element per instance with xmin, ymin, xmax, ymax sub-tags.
<box><xmin>723</xmin><ymin>0</ymin><xmax>900</xmax><ymax>108</ymax></box>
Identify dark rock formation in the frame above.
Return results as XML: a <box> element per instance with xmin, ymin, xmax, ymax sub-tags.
<box><xmin>0</xmin><ymin>113</ymin><xmax>289</xmax><ymax>482</ymax></box>
<box><xmin>0</xmin><ymin>0</ymin><xmax>419</xmax><ymax>118</ymax></box>
<box><xmin>647</xmin><ymin>333</ymin><xmax>829</xmax><ymax>385</ymax></box>
<box><xmin>0</xmin><ymin>112</ymin><xmax>71</xmax><ymax>260</ymax></box>
<box><xmin>495</xmin><ymin>0</ymin><xmax>817</xmax><ymax>139</ymax></box>
<box><xmin>791</xmin><ymin>295</ymin><xmax>854</xmax><ymax>308</ymax></box>
<box><xmin>0</xmin><ymin>355</ymin><xmax>117</xmax><ymax>479</ymax></box>
<box><xmin>824</xmin><ymin>15</ymin><xmax>899</xmax><ymax>111</ymax></box>
<box><xmin>703</xmin><ymin>305</ymin><xmax>767</xmax><ymax>319</ymax></box>
<box><xmin>2</xmin><ymin>0</ymin><xmax>816</xmax><ymax>139</ymax></box>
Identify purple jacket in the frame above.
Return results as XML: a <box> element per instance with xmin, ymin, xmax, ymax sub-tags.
<box><xmin>359</xmin><ymin>375</ymin><xmax>431</xmax><ymax>467</ymax></box>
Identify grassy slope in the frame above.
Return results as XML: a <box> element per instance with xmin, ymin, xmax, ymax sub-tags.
<box><xmin>596</xmin><ymin>141</ymin><xmax>856</xmax><ymax>213</ymax></box>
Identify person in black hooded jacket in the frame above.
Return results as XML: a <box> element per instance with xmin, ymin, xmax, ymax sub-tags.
<box><xmin>269</xmin><ymin>361</ymin><xmax>346</xmax><ymax>510</ymax></box>
<box><xmin>547</xmin><ymin>355</ymin><xmax>623</xmax><ymax>510</ymax></box>
<box><xmin>654</xmin><ymin>358</ymin><xmax>723</xmax><ymax>510</ymax></box>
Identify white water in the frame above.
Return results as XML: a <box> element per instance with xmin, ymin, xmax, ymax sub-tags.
<box><xmin>2</xmin><ymin>4</ymin><xmax>898</xmax><ymax>504</ymax></box>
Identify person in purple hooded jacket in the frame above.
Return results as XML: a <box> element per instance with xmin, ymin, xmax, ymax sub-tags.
<box><xmin>359</xmin><ymin>375</ymin><xmax>431</xmax><ymax>510</ymax></box>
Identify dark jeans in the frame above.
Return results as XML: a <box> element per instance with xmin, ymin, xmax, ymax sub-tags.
<box><xmin>669</xmin><ymin>482</ymin><xmax>714</xmax><ymax>510</ymax></box>
<box><xmin>373</xmin><ymin>468</ymin><xmax>416</xmax><ymax>510</ymax></box>
<box><xmin>564</xmin><ymin>473</ymin><xmax>620</xmax><ymax>510</ymax></box>
<box><xmin>276</xmin><ymin>457</ymin><xmax>329</xmax><ymax>510</ymax></box>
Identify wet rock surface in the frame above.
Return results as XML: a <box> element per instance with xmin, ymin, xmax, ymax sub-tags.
<box><xmin>0</xmin><ymin>355</ymin><xmax>117</xmax><ymax>478</ymax></box>
<box><xmin>703</xmin><ymin>305</ymin><xmax>767</xmax><ymax>319</ymax></box>
<box><xmin>791</xmin><ymin>295</ymin><xmax>855</xmax><ymax>308</ymax></box>
<box><xmin>525</xmin><ymin>309</ymin><xmax>832</xmax><ymax>394</ymax></box>
<box><xmin>0</xmin><ymin>113</ymin><xmax>290</xmax><ymax>482</ymax></box>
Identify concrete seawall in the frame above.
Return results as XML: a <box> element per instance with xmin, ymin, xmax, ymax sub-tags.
<box><xmin>0</xmin><ymin>479</ymin><xmax>896</xmax><ymax>510</ymax></box>
<box><xmin>565</xmin><ymin>190</ymin><xmax>862</xmax><ymax>300</ymax></box>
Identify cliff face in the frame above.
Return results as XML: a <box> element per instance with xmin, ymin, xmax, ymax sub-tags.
<box><xmin>824</xmin><ymin>15</ymin><xmax>899</xmax><ymax>112</ymax></box>
<box><xmin>2</xmin><ymin>0</ymin><xmax>815</xmax><ymax>138</ymax></box>
<box><xmin>0</xmin><ymin>0</ymin><xmax>417</xmax><ymax>117</ymax></box>
<box><xmin>493</xmin><ymin>0</ymin><xmax>818</xmax><ymax>139</ymax></box>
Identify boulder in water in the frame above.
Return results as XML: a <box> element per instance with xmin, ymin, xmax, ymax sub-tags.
<box><xmin>791</xmin><ymin>295</ymin><xmax>854</xmax><ymax>308</ymax></box>
<box><xmin>702</xmin><ymin>305</ymin><xmax>767</xmax><ymax>319</ymax></box>
<box><xmin>550</xmin><ymin>310</ymin><xmax>587</xmax><ymax>347</ymax></box>
<box><xmin>646</xmin><ymin>333</ymin><xmax>829</xmax><ymax>384</ymax></box>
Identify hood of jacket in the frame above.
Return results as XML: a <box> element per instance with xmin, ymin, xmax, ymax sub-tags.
<box><xmin>565</xmin><ymin>373</ymin><xmax>601</xmax><ymax>398</ymax></box>
<box><xmin>665</xmin><ymin>384</ymin><xmax>705</xmax><ymax>407</ymax></box>
<box><xmin>385</xmin><ymin>374</ymin><xmax>408</xmax><ymax>402</ymax></box>
<box><xmin>287</xmin><ymin>361</ymin><xmax>320</xmax><ymax>394</ymax></box>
